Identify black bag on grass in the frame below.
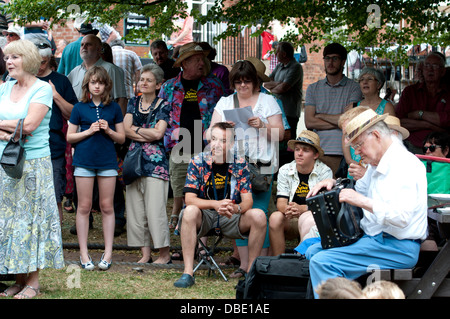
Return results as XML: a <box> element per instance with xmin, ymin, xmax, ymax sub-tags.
<box><xmin>237</xmin><ymin>253</ymin><xmax>313</xmax><ymax>299</ymax></box>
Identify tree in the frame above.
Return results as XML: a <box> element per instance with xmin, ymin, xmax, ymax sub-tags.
<box><xmin>194</xmin><ymin>0</ymin><xmax>449</xmax><ymax>65</ymax></box>
<box><xmin>6</xmin><ymin>0</ymin><xmax>449</xmax><ymax>65</ymax></box>
<box><xmin>5</xmin><ymin>0</ymin><xmax>188</xmax><ymax>41</ymax></box>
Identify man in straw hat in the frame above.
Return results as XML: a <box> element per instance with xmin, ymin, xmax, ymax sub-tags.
<box><xmin>305</xmin><ymin>108</ymin><xmax>428</xmax><ymax>299</ymax></box>
<box><xmin>269</xmin><ymin>130</ymin><xmax>332</xmax><ymax>256</ymax></box>
<box><xmin>158</xmin><ymin>42</ymin><xmax>224</xmax><ymax>231</ymax></box>
<box><xmin>263</xmin><ymin>41</ymin><xmax>303</xmax><ymax>138</ymax></box>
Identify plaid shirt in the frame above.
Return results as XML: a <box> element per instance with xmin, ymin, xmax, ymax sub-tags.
<box><xmin>112</xmin><ymin>46</ymin><xmax>142</xmax><ymax>99</ymax></box>
<box><xmin>158</xmin><ymin>73</ymin><xmax>224</xmax><ymax>151</ymax></box>
<box><xmin>184</xmin><ymin>152</ymin><xmax>251</xmax><ymax>204</ymax></box>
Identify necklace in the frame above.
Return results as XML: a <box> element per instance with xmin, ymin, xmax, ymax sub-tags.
<box><xmin>139</xmin><ymin>96</ymin><xmax>157</xmax><ymax>113</ymax></box>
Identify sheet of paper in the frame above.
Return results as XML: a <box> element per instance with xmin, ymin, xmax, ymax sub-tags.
<box><xmin>223</xmin><ymin>106</ymin><xmax>257</xmax><ymax>140</ymax></box>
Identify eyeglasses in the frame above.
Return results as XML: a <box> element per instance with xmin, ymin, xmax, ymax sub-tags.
<box><xmin>351</xmin><ymin>132</ymin><xmax>372</xmax><ymax>151</ymax></box>
<box><xmin>358</xmin><ymin>77</ymin><xmax>377</xmax><ymax>83</ymax></box>
<box><xmin>5</xmin><ymin>33</ymin><xmax>18</xmax><ymax>37</ymax></box>
<box><xmin>323</xmin><ymin>56</ymin><xmax>341</xmax><ymax>62</ymax></box>
<box><xmin>35</xmin><ymin>42</ymin><xmax>51</xmax><ymax>49</ymax></box>
<box><xmin>234</xmin><ymin>80</ymin><xmax>252</xmax><ymax>86</ymax></box>
<box><xmin>424</xmin><ymin>63</ymin><xmax>442</xmax><ymax>70</ymax></box>
<box><xmin>423</xmin><ymin>144</ymin><xmax>441</xmax><ymax>153</ymax></box>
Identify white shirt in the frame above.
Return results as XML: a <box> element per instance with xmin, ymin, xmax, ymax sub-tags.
<box><xmin>356</xmin><ymin>141</ymin><xmax>428</xmax><ymax>240</ymax></box>
<box><xmin>214</xmin><ymin>92</ymin><xmax>282</xmax><ymax>165</ymax></box>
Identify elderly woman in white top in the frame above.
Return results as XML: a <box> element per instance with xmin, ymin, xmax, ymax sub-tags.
<box><xmin>208</xmin><ymin>60</ymin><xmax>284</xmax><ymax>277</ymax></box>
<box><xmin>0</xmin><ymin>40</ymin><xmax>64</xmax><ymax>299</ymax></box>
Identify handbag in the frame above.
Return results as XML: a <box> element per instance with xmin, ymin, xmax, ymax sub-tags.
<box><xmin>0</xmin><ymin>119</ymin><xmax>26</xmax><ymax>179</ymax></box>
<box><xmin>306</xmin><ymin>178</ymin><xmax>364</xmax><ymax>249</ymax></box>
<box><xmin>232</xmin><ymin>94</ymin><xmax>273</xmax><ymax>193</ymax></box>
<box><xmin>247</xmin><ymin>159</ymin><xmax>273</xmax><ymax>193</ymax></box>
<box><xmin>122</xmin><ymin>98</ymin><xmax>163</xmax><ymax>185</ymax></box>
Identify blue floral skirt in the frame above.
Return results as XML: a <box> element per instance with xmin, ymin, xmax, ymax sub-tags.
<box><xmin>0</xmin><ymin>156</ymin><xmax>65</xmax><ymax>274</ymax></box>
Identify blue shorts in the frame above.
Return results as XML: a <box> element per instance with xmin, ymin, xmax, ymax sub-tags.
<box><xmin>74</xmin><ymin>166</ymin><xmax>118</xmax><ymax>177</ymax></box>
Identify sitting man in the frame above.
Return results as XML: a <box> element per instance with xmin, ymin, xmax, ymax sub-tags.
<box><xmin>174</xmin><ymin>122</ymin><xmax>267</xmax><ymax>288</ymax></box>
<box><xmin>306</xmin><ymin>108</ymin><xmax>428</xmax><ymax>298</ymax></box>
<box><xmin>269</xmin><ymin>130</ymin><xmax>332</xmax><ymax>256</ymax></box>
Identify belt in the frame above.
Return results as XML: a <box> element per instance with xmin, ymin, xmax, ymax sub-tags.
<box><xmin>382</xmin><ymin>232</ymin><xmax>423</xmax><ymax>244</ymax></box>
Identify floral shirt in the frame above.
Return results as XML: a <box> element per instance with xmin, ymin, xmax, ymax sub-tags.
<box><xmin>126</xmin><ymin>96</ymin><xmax>172</xmax><ymax>181</ymax></box>
<box><xmin>184</xmin><ymin>151</ymin><xmax>251</xmax><ymax>204</ymax></box>
<box><xmin>158</xmin><ymin>73</ymin><xmax>224</xmax><ymax>151</ymax></box>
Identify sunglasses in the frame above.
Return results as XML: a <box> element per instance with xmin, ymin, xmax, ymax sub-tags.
<box><xmin>423</xmin><ymin>144</ymin><xmax>441</xmax><ymax>153</ymax></box>
<box><xmin>36</xmin><ymin>42</ymin><xmax>51</xmax><ymax>49</ymax></box>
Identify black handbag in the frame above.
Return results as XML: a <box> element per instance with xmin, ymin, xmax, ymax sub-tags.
<box><xmin>306</xmin><ymin>178</ymin><xmax>364</xmax><ymax>249</ymax></box>
<box><xmin>0</xmin><ymin>119</ymin><xmax>26</xmax><ymax>179</ymax></box>
<box><xmin>247</xmin><ymin>159</ymin><xmax>273</xmax><ymax>193</ymax></box>
<box><xmin>122</xmin><ymin>98</ymin><xmax>162</xmax><ymax>185</ymax></box>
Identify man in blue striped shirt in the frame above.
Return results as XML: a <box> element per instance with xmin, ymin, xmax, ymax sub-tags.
<box><xmin>304</xmin><ymin>43</ymin><xmax>362</xmax><ymax>176</ymax></box>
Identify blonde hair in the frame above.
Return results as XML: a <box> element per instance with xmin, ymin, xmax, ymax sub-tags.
<box><xmin>316</xmin><ymin>277</ymin><xmax>363</xmax><ymax>299</ymax></box>
<box><xmin>3</xmin><ymin>39</ymin><xmax>42</xmax><ymax>75</ymax></box>
<box><xmin>81</xmin><ymin>66</ymin><xmax>113</xmax><ymax>105</ymax></box>
<box><xmin>362</xmin><ymin>280</ymin><xmax>405</xmax><ymax>299</ymax></box>
<box><xmin>338</xmin><ymin>106</ymin><xmax>369</xmax><ymax>131</ymax></box>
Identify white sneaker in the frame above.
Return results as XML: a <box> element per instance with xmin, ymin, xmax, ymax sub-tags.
<box><xmin>98</xmin><ymin>253</ymin><xmax>112</xmax><ymax>270</ymax></box>
<box><xmin>80</xmin><ymin>256</ymin><xmax>95</xmax><ymax>271</ymax></box>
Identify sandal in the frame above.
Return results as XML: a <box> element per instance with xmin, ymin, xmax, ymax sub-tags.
<box><xmin>229</xmin><ymin>268</ymin><xmax>247</xmax><ymax>278</ymax></box>
<box><xmin>63</xmin><ymin>198</ymin><xmax>75</xmax><ymax>213</ymax></box>
<box><xmin>0</xmin><ymin>283</ymin><xmax>23</xmax><ymax>297</ymax></box>
<box><xmin>220</xmin><ymin>256</ymin><xmax>240</xmax><ymax>267</ymax></box>
<box><xmin>13</xmin><ymin>285</ymin><xmax>40</xmax><ymax>299</ymax></box>
<box><xmin>169</xmin><ymin>214</ymin><xmax>179</xmax><ymax>229</ymax></box>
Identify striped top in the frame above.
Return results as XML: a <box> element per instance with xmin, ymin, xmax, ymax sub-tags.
<box><xmin>305</xmin><ymin>76</ymin><xmax>362</xmax><ymax>155</ymax></box>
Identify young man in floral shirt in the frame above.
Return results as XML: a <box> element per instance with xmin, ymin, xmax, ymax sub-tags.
<box><xmin>174</xmin><ymin>122</ymin><xmax>267</xmax><ymax>288</ymax></box>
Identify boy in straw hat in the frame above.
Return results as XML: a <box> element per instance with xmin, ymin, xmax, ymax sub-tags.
<box><xmin>305</xmin><ymin>108</ymin><xmax>428</xmax><ymax>299</ymax></box>
<box><xmin>269</xmin><ymin>130</ymin><xmax>332</xmax><ymax>256</ymax></box>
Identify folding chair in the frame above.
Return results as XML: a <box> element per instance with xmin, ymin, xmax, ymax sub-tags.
<box><xmin>193</xmin><ymin>230</ymin><xmax>228</xmax><ymax>282</ymax></box>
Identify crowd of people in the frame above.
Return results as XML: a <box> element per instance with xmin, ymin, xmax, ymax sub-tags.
<box><xmin>0</xmin><ymin>16</ymin><xmax>448</xmax><ymax>299</ymax></box>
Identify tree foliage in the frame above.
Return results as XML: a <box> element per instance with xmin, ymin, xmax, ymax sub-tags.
<box><xmin>5</xmin><ymin>0</ymin><xmax>449</xmax><ymax>64</ymax></box>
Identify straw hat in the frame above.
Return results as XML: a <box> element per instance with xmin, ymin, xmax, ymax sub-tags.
<box><xmin>384</xmin><ymin>115</ymin><xmax>410</xmax><ymax>140</ymax></box>
<box><xmin>345</xmin><ymin>109</ymin><xmax>388</xmax><ymax>143</ymax></box>
<box><xmin>287</xmin><ymin>130</ymin><xmax>324</xmax><ymax>157</ymax></box>
<box><xmin>245</xmin><ymin>56</ymin><xmax>270</xmax><ymax>82</ymax></box>
<box><xmin>173</xmin><ymin>42</ymin><xmax>210</xmax><ymax>68</ymax></box>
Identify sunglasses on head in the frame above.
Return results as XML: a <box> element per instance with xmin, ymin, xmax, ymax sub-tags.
<box><xmin>423</xmin><ymin>144</ymin><xmax>441</xmax><ymax>153</ymax></box>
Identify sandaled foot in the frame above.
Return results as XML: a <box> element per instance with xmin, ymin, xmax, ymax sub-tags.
<box><xmin>0</xmin><ymin>284</ymin><xmax>23</xmax><ymax>297</ymax></box>
<box><xmin>169</xmin><ymin>214</ymin><xmax>179</xmax><ymax>229</ymax></box>
<box><xmin>229</xmin><ymin>268</ymin><xmax>247</xmax><ymax>278</ymax></box>
<box><xmin>220</xmin><ymin>256</ymin><xmax>240</xmax><ymax>267</ymax></box>
<box><xmin>13</xmin><ymin>285</ymin><xmax>40</xmax><ymax>299</ymax></box>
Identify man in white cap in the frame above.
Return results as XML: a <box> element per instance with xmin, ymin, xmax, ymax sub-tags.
<box><xmin>158</xmin><ymin>42</ymin><xmax>224</xmax><ymax>231</ymax></box>
<box><xmin>306</xmin><ymin>108</ymin><xmax>428</xmax><ymax>299</ymax></box>
<box><xmin>2</xmin><ymin>25</ymin><xmax>21</xmax><ymax>44</ymax></box>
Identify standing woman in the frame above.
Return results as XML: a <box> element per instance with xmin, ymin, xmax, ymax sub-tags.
<box><xmin>67</xmin><ymin>66</ymin><xmax>125</xmax><ymax>271</ymax></box>
<box><xmin>0</xmin><ymin>40</ymin><xmax>64</xmax><ymax>299</ymax></box>
<box><xmin>208</xmin><ymin>60</ymin><xmax>284</xmax><ymax>277</ymax></box>
<box><xmin>124</xmin><ymin>64</ymin><xmax>172</xmax><ymax>264</ymax></box>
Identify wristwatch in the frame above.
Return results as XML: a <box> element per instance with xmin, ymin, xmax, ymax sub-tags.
<box><xmin>135</xmin><ymin>127</ymin><xmax>140</xmax><ymax>134</ymax></box>
<box><xmin>418</xmin><ymin>110</ymin><xmax>424</xmax><ymax>120</ymax></box>
<box><xmin>236</xmin><ymin>204</ymin><xmax>242</xmax><ymax>214</ymax></box>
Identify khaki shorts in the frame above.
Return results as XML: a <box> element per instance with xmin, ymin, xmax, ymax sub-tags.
<box><xmin>178</xmin><ymin>208</ymin><xmax>248</xmax><ymax>240</ymax></box>
<box><xmin>169</xmin><ymin>152</ymin><xmax>193</xmax><ymax>198</ymax></box>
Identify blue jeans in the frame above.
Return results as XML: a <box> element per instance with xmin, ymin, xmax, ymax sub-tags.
<box><xmin>305</xmin><ymin>233</ymin><xmax>421</xmax><ymax>298</ymax></box>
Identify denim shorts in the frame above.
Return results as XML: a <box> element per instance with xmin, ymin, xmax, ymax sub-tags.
<box><xmin>74</xmin><ymin>166</ymin><xmax>118</xmax><ymax>177</ymax></box>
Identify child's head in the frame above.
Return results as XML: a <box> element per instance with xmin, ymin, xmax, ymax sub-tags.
<box><xmin>362</xmin><ymin>280</ymin><xmax>405</xmax><ymax>299</ymax></box>
<box><xmin>81</xmin><ymin>66</ymin><xmax>113</xmax><ymax>105</ymax></box>
<box><xmin>316</xmin><ymin>277</ymin><xmax>363</xmax><ymax>299</ymax></box>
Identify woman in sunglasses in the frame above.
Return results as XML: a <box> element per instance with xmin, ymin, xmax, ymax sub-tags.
<box><xmin>423</xmin><ymin>131</ymin><xmax>450</xmax><ymax>158</ymax></box>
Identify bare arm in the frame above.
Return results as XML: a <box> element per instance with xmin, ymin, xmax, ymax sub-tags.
<box><xmin>304</xmin><ymin>105</ymin><xmax>339</xmax><ymax>130</ymax></box>
<box><xmin>0</xmin><ymin>102</ymin><xmax>49</xmax><ymax>135</ymax></box>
